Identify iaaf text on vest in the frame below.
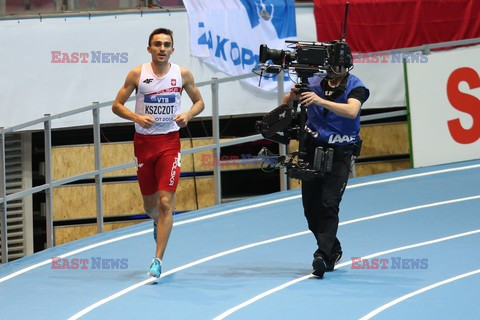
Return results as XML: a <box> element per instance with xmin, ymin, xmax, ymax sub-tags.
<box><xmin>51</xmin><ymin>51</ymin><xmax>128</xmax><ymax>63</ymax></box>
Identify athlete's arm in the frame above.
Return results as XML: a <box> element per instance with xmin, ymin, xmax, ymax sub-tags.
<box><xmin>112</xmin><ymin>66</ymin><xmax>155</xmax><ymax>128</ymax></box>
<box><xmin>173</xmin><ymin>67</ymin><xmax>205</xmax><ymax>127</ymax></box>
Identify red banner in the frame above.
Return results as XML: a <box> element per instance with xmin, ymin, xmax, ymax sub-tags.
<box><xmin>313</xmin><ymin>0</ymin><xmax>480</xmax><ymax>52</ymax></box>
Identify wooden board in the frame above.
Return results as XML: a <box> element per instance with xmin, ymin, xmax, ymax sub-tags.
<box><xmin>355</xmin><ymin>160</ymin><xmax>411</xmax><ymax>177</ymax></box>
<box><xmin>360</xmin><ymin>123</ymin><xmax>409</xmax><ymax>157</ymax></box>
<box><xmin>288</xmin><ymin>123</ymin><xmax>409</xmax><ymax>158</ymax></box>
<box><xmin>54</xmin><ymin>220</ymin><xmax>147</xmax><ymax>245</ymax></box>
<box><xmin>181</xmin><ymin>138</ymin><xmax>214</xmax><ymax>172</ymax></box>
<box><xmin>53</xmin><ymin>177</ymin><xmax>215</xmax><ymax>220</ymax></box>
<box><xmin>52</xmin><ymin>137</ymin><xmax>263</xmax><ymax>181</ymax></box>
<box><xmin>176</xmin><ymin>176</ymin><xmax>215</xmax><ymax>210</ymax></box>
<box><xmin>52</xmin><ymin>142</ymin><xmax>137</xmax><ymax>179</ymax></box>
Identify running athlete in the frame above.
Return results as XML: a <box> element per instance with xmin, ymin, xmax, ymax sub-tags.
<box><xmin>112</xmin><ymin>28</ymin><xmax>205</xmax><ymax>278</ymax></box>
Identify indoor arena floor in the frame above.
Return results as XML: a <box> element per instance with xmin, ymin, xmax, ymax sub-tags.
<box><xmin>1</xmin><ymin>159</ymin><xmax>480</xmax><ymax>320</ymax></box>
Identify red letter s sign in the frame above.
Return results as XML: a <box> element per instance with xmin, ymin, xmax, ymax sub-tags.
<box><xmin>446</xmin><ymin>67</ymin><xmax>480</xmax><ymax>144</ymax></box>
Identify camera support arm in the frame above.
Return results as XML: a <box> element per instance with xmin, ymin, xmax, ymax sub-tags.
<box><xmin>255</xmin><ymin>103</ymin><xmax>293</xmax><ymax>145</ymax></box>
<box><xmin>296</xmin><ymin>77</ymin><xmax>308</xmax><ymax>150</ymax></box>
<box><xmin>293</xmin><ymin>73</ymin><xmax>314</xmax><ymax>167</ymax></box>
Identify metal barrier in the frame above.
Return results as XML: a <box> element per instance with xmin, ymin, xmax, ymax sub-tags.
<box><xmin>2</xmin><ymin>36</ymin><xmax>480</xmax><ymax>263</ymax></box>
<box><xmin>0</xmin><ymin>0</ymin><xmax>184</xmax><ymax>16</ymax></box>
<box><xmin>0</xmin><ymin>72</ymin><xmax>284</xmax><ymax>263</ymax></box>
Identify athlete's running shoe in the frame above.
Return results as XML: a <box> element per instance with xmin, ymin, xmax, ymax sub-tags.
<box><xmin>148</xmin><ymin>258</ymin><xmax>162</xmax><ymax>278</ymax></box>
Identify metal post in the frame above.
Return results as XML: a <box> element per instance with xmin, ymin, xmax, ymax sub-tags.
<box><xmin>67</xmin><ymin>0</ymin><xmax>75</xmax><ymax>10</ymax></box>
<box><xmin>211</xmin><ymin>79</ymin><xmax>222</xmax><ymax>205</ymax></box>
<box><xmin>0</xmin><ymin>0</ymin><xmax>6</xmax><ymax>15</ymax></box>
<box><xmin>92</xmin><ymin>103</ymin><xmax>104</xmax><ymax>233</ymax></box>
<box><xmin>277</xmin><ymin>71</ymin><xmax>288</xmax><ymax>191</ymax></box>
<box><xmin>44</xmin><ymin>115</ymin><xmax>54</xmax><ymax>248</ymax></box>
<box><xmin>0</xmin><ymin>127</ymin><xmax>8</xmax><ymax>263</ymax></box>
<box><xmin>55</xmin><ymin>0</ymin><xmax>63</xmax><ymax>11</ymax></box>
<box><xmin>119</xmin><ymin>0</ymin><xmax>136</xmax><ymax>8</ymax></box>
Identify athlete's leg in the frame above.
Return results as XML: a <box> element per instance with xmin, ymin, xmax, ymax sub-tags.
<box><xmin>151</xmin><ymin>146</ymin><xmax>180</xmax><ymax>260</ymax></box>
<box><xmin>144</xmin><ymin>195</ymin><xmax>159</xmax><ymax>220</ymax></box>
<box><xmin>153</xmin><ymin>191</ymin><xmax>175</xmax><ymax>260</ymax></box>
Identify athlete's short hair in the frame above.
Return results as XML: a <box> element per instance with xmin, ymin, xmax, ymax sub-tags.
<box><xmin>148</xmin><ymin>28</ymin><xmax>174</xmax><ymax>47</ymax></box>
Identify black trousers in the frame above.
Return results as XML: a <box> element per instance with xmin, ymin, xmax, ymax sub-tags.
<box><xmin>301</xmin><ymin>138</ymin><xmax>353</xmax><ymax>261</ymax></box>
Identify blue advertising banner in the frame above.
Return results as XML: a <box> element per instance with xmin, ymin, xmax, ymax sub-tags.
<box><xmin>184</xmin><ymin>0</ymin><xmax>297</xmax><ymax>91</ymax></box>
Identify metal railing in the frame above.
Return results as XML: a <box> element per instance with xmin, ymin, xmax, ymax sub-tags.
<box><xmin>0</xmin><ymin>72</ymin><xmax>285</xmax><ymax>263</ymax></box>
<box><xmin>0</xmin><ymin>0</ymin><xmax>184</xmax><ymax>16</ymax></box>
<box><xmin>368</xmin><ymin>37</ymin><xmax>480</xmax><ymax>55</ymax></box>
<box><xmin>2</xmin><ymin>36</ymin><xmax>480</xmax><ymax>263</ymax></box>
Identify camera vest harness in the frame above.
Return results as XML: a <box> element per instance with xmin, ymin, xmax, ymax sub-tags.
<box><xmin>306</xmin><ymin>74</ymin><xmax>370</xmax><ymax>146</ymax></box>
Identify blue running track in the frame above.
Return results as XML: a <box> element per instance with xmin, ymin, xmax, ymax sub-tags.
<box><xmin>1</xmin><ymin>159</ymin><xmax>479</xmax><ymax>320</ymax></box>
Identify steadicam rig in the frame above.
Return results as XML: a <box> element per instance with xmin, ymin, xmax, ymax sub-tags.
<box><xmin>255</xmin><ymin>3</ymin><xmax>352</xmax><ymax>181</ymax></box>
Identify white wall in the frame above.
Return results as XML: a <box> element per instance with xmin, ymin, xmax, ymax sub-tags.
<box><xmin>407</xmin><ymin>45</ymin><xmax>480</xmax><ymax>167</ymax></box>
<box><xmin>0</xmin><ymin>5</ymin><xmax>405</xmax><ymax>130</ymax></box>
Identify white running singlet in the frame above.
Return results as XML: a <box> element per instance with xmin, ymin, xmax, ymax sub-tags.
<box><xmin>135</xmin><ymin>63</ymin><xmax>182</xmax><ymax>135</ymax></box>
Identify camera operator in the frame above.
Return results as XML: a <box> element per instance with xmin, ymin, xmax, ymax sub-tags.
<box><xmin>283</xmin><ymin>65</ymin><xmax>369</xmax><ymax>278</ymax></box>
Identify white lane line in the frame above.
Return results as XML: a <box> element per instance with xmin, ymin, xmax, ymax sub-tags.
<box><xmin>68</xmin><ymin>195</ymin><xmax>480</xmax><ymax>319</ymax></box>
<box><xmin>340</xmin><ymin>195</ymin><xmax>480</xmax><ymax>226</ymax></box>
<box><xmin>0</xmin><ymin>195</ymin><xmax>300</xmax><ymax>284</ymax></box>
<box><xmin>2</xmin><ymin>162</ymin><xmax>479</xmax><ymax>283</ymax></box>
<box><xmin>359</xmin><ymin>269</ymin><xmax>480</xmax><ymax>320</ymax></box>
<box><xmin>172</xmin><ymin>195</ymin><xmax>300</xmax><ymax>226</ymax></box>
<box><xmin>212</xmin><ymin>229</ymin><xmax>480</xmax><ymax>320</ymax></box>
<box><xmin>346</xmin><ymin>163</ymin><xmax>480</xmax><ymax>190</ymax></box>
<box><xmin>0</xmin><ymin>229</ymin><xmax>151</xmax><ymax>284</ymax></box>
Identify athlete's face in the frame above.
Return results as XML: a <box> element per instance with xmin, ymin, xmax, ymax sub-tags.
<box><xmin>148</xmin><ymin>33</ymin><xmax>174</xmax><ymax>64</ymax></box>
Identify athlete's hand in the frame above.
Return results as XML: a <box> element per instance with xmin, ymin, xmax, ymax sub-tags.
<box><xmin>173</xmin><ymin>113</ymin><xmax>191</xmax><ymax>128</ymax></box>
<box><xmin>137</xmin><ymin>114</ymin><xmax>156</xmax><ymax>128</ymax></box>
<box><xmin>300</xmin><ymin>91</ymin><xmax>325</xmax><ymax>107</ymax></box>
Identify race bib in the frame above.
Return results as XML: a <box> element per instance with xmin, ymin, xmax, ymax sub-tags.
<box><xmin>144</xmin><ymin>93</ymin><xmax>176</xmax><ymax>123</ymax></box>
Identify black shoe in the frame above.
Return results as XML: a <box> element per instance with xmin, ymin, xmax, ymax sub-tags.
<box><xmin>312</xmin><ymin>256</ymin><xmax>327</xmax><ymax>277</ymax></box>
<box><xmin>326</xmin><ymin>251</ymin><xmax>343</xmax><ymax>271</ymax></box>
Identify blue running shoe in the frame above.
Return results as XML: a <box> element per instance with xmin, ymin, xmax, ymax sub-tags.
<box><xmin>148</xmin><ymin>258</ymin><xmax>162</xmax><ymax>278</ymax></box>
<box><xmin>153</xmin><ymin>221</ymin><xmax>157</xmax><ymax>243</ymax></box>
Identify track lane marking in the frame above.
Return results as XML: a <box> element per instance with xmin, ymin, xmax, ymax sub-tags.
<box><xmin>0</xmin><ymin>195</ymin><xmax>299</xmax><ymax>283</ymax></box>
<box><xmin>67</xmin><ymin>195</ymin><xmax>480</xmax><ymax>319</ymax></box>
<box><xmin>2</xmin><ymin>163</ymin><xmax>479</xmax><ymax>283</ymax></box>
<box><xmin>213</xmin><ymin>229</ymin><xmax>480</xmax><ymax>320</ymax></box>
<box><xmin>67</xmin><ymin>231</ymin><xmax>309</xmax><ymax>320</ymax></box>
<box><xmin>358</xmin><ymin>268</ymin><xmax>480</xmax><ymax>319</ymax></box>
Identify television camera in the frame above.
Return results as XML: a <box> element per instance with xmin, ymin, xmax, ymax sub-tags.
<box><xmin>255</xmin><ymin>4</ymin><xmax>353</xmax><ymax>181</ymax></box>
